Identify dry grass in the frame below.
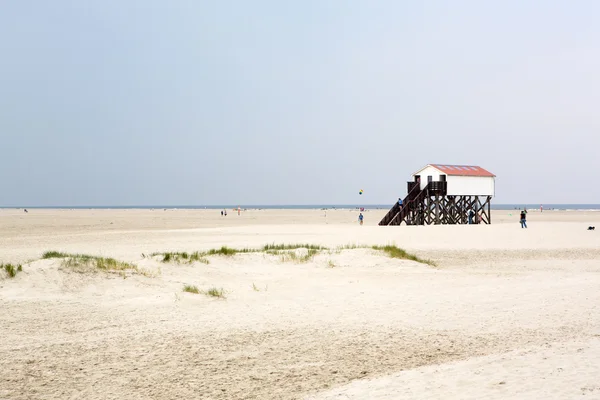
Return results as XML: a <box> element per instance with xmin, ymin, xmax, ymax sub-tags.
<box><xmin>42</xmin><ymin>251</ymin><xmax>138</xmax><ymax>272</ymax></box>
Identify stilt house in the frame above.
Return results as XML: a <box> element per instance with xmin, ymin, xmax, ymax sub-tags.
<box><xmin>379</xmin><ymin>164</ymin><xmax>496</xmax><ymax>226</ymax></box>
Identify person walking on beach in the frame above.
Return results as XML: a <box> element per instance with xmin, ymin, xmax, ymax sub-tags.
<box><xmin>520</xmin><ymin>209</ymin><xmax>528</xmax><ymax>228</ymax></box>
<box><xmin>468</xmin><ymin>209</ymin><xmax>475</xmax><ymax>224</ymax></box>
<box><xmin>358</xmin><ymin>213</ymin><xmax>364</xmax><ymax>225</ymax></box>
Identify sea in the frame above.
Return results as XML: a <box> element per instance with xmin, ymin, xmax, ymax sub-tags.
<box><xmin>3</xmin><ymin>204</ymin><xmax>600</xmax><ymax>211</ymax></box>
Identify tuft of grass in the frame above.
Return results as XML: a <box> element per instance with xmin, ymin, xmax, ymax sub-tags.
<box><xmin>155</xmin><ymin>251</ymin><xmax>210</xmax><ymax>264</ymax></box>
<box><xmin>372</xmin><ymin>245</ymin><xmax>436</xmax><ymax>266</ymax></box>
<box><xmin>43</xmin><ymin>251</ymin><xmax>137</xmax><ymax>272</ymax></box>
<box><xmin>205</xmin><ymin>246</ymin><xmax>237</xmax><ymax>256</ymax></box>
<box><xmin>42</xmin><ymin>251</ymin><xmax>70</xmax><ymax>259</ymax></box>
<box><xmin>202</xmin><ymin>287</ymin><xmax>226</xmax><ymax>298</ymax></box>
<box><xmin>263</xmin><ymin>243</ymin><xmax>327</xmax><ymax>251</ymax></box>
<box><xmin>252</xmin><ymin>283</ymin><xmax>260</xmax><ymax>292</ymax></box>
<box><xmin>327</xmin><ymin>260</ymin><xmax>336</xmax><ymax>268</ymax></box>
<box><xmin>205</xmin><ymin>246</ymin><xmax>254</xmax><ymax>256</ymax></box>
<box><xmin>2</xmin><ymin>263</ymin><xmax>21</xmax><ymax>278</ymax></box>
<box><xmin>183</xmin><ymin>284</ymin><xmax>200</xmax><ymax>294</ymax></box>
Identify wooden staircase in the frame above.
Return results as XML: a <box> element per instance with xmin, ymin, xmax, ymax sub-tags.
<box><xmin>379</xmin><ymin>182</ymin><xmax>427</xmax><ymax>226</ymax></box>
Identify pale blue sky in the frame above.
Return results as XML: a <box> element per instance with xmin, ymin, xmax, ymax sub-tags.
<box><xmin>1</xmin><ymin>1</ymin><xmax>599</xmax><ymax>206</ymax></box>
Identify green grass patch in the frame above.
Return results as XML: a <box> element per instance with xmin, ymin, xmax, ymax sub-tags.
<box><xmin>202</xmin><ymin>287</ymin><xmax>226</xmax><ymax>298</ymax></box>
<box><xmin>205</xmin><ymin>246</ymin><xmax>238</xmax><ymax>256</ymax></box>
<box><xmin>42</xmin><ymin>251</ymin><xmax>71</xmax><ymax>259</ymax></box>
<box><xmin>2</xmin><ymin>263</ymin><xmax>21</xmax><ymax>278</ymax></box>
<box><xmin>372</xmin><ymin>245</ymin><xmax>436</xmax><ymax>266</ymax></box>
<box><xmin>183</xmin><ymin>284</ymin><xmax>200</xmax><ymax>294</ymax></box>
<box><xmin>42</xmin><ymin>251</ymin><xmax>137</xmax><ymax>272</ymax></box>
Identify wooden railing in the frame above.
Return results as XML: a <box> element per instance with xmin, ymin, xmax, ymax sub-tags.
<box><xmin>427</xmin><ymin>181</ymin><xmax>447</xmax><ymax>195</ymax></box>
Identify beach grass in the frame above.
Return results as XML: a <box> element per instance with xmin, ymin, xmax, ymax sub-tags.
<box><xmin>371</xmin><ymin>245</ymin><xmax>436</xmax><ymax>266</ymax></box>
<box><xmin>156</xmin><ymin>251</ymin><xmax>210</xmax><ymax>264</ymax></box>
<box><xmin>42</xmin><ymin>251</ymin><xmax>138</xmax><ymax>272</ymax></box>
<box><xmin>183</xmin><ymin>284</ymin><xmax>200</xmax><ymax>294</ymax></box>
<box><xmin>154</xmin><ymin>246</ymin><xmax>256</xmax><ymax>264</ymax></box>
<box><xmin>262</xmin><ymin>243</ymin><xmax>327</xmax><ymax>251</ymax></box>
<box><xmin>153</xmin><ymin>243</ymin><xmax>435</xmax><ymax>266</ymax></box>
<box><xmin>205</xmin><ymin>246</ymin><xmax>245</xmax><ymax>256</ymax></box>
<box><xmin>202</xmin><ymin>287</ymin><xmax>226</xmax><ymax>298</ymax></box>
<box><xmin>2</xmin><ymin>263</ymin><xmax>22</xmax><ymax>278</ymax></box>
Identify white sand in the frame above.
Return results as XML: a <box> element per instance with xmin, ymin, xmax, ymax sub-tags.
<box><xmin>1</xmin><ymin>208</ymin><xmax>600</xmax><ymax>399</ymax></box>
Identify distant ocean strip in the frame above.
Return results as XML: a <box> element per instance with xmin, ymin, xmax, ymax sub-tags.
<box><xmin>3</xmin><ymin>204</ymin><xmax>600</xmax><ymax>211</ymax></box>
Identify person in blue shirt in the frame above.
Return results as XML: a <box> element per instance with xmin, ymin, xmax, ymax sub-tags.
<box><xmin>358</xmin><ymin>213</ymin><xmax>364</xmax><ymax>225</ymax></box>
<box><xmin>398</xmin><ymin>198</ymin><xmax>403</xmax><ymax>208</ymax></box>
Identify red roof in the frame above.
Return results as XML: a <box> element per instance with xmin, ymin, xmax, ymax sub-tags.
<box><xmin>427</xmin><ymin>164</ymin><xmax>495</xmax><ymax>177</ymax></box>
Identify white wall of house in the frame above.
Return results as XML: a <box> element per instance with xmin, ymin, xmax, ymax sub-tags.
<box><xmin>413</xmin><ymin>166</ymin><xmax>443</xmax><ymax>190</ymax></box>
<box><xmin>412</xmin><ymin>165</ymin><xmax>495</xmax><ymax>196</ymax></box>
<box><xmin>446</xmin><ymin>176</ymin><xmax>495</xmax><ymax>196</ymax></box>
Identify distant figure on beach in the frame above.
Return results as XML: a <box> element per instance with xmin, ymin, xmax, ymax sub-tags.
<box><xmin>358</xmin><ymin>213</ymin><xmax>364</xmax><ymax>225</ymax></box>
<box><xmin>237</xmin><ymin>207</ymin><xmax>241</xmax><ymax>216</ymax></box>
<box><xmin>24</xmin><ymin>209</ymin><xmax>28</xmax><ymax>213</ymax></box>
<box><xmin>540</xmin><ymin>204</ymin><xmax>543</xmax><ymax>213</ymax></box>
<box><xmin>468</xmin><ymin>209</ymin><xmax>474</xmax><ymax>224</ymax></box>
<box><xmin>520</xmin><ymin>210</ymin><xmax>528</xmax><ymax>228</ymax></box>
<box><xmin>224</xmin><ymin>210</ymin><xmax>227</xmax><ymax>216</ymax></box>
<box><xmin>221</xmin><ymin>210</ymin><xmax>224</xmax><ymax>216</ymax></box>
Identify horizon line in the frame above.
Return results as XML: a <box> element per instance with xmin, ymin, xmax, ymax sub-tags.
<box><xmin>2</xmin><ymin>203</ymin><xmax>600</xmax><ymax>209</ymax></box>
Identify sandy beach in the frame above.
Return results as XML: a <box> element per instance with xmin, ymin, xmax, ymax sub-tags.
<box><xmin>1</xmin><ymin>208</ymin><xmax>600</xmax><ymax>399</ymax></box>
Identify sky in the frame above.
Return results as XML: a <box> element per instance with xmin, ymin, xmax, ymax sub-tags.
<box><xmin>1</xmin><ymin>0</ymin><xmax>599</xmax><ymax>206</ymax></box>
